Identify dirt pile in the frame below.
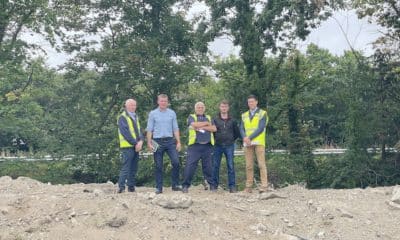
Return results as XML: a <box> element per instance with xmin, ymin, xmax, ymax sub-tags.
<box><xmin>0</xmin><ymin>176</ymin><xmax>399</xmax><ymax>240</ymax></box>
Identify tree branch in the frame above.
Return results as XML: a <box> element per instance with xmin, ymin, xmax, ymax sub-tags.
<box><xmin>10</xmin><ymin>9</ymin><xmax>35</xmax><ymax>47</ymax></box>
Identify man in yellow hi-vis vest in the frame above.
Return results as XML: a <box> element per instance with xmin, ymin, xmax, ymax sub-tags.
<box><xmin>117</xmin><ymin>99</ymin><xmax>144</xmax><ymax>193</ymax></box>
<box><xmin>182</xmin><ymin>102</ymin><xmax>217</xmax><ymax>193</ymax></box>
<box><xmin>240</xmin><ymin>95</ymin><xmax>269</xmax><ymax>193</ymax></box>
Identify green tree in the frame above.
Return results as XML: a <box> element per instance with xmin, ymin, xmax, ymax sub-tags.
<box><xmin>199</xmin><ymin>0</ymin><xmax>343</xmax><ymax>97</ymax></box>
<box><xmin>354</xmin><ymin>0</ymin><xmax>399</xmax><ymax>56</ymax></box>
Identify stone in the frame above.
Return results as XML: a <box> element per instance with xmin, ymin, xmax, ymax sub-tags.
<box><xmin>260</xmin><ymin>210</ymin><xmax>274</xmax><ymax>216</ymax></box>
<box><xmin>0</xmin><ymin>176</ymin><xmax>12</xmax><ymax>183</ymax></box>
<box><xmin>259</xmin><ymin>192</ymin><xmax>287</xmax><ymax>200</ymax></box>
<box><xmin>93</xmin><ymin>189</ymin><xmax>103</xmax><ymax>196</ymax></box>
<box><xmin>122</xmin><ymin>203</ymin><xmax>129</xmax><ymax>209</ymax></box>
<box><xmin>386</xmin><ymin>200</ymin><xmax>400</xmax><ymax>210</ymax></box>
<box><xmin>138</xmin><ymin>192</ymin><xmax>156</xmax><ymax>200</ymax></box>
<box><xmin>272</xmin><ymin>229</ymin><xmax>308</xmax><ymax>240</ymax></box>
<box><xmin>106</xmin><ymin>180</ymin><xmax>114</xmax><ymax>185</ymax></box>
<box><xmin>25</xmin><ymin>226</ymin><xmax>38</xmax><ymax>233</ymax></box>
<box><xmin>391</xmin><ymin>186</ymin><xmax>400</xmax><ymax>204</ymax></box>
<box><xmin>16</xmin><ymin>176</ymin><xmax>42</xmax><ymax>186</ymax></box>
<box><xmin>39</xmin><ymin>216</ymin><xmax>52</xmax><ymax>225</ymax></box>
<box><xmin>105</xmin><ymin>216</ymin><xmax>127</xmax><ymax>228</ymax></box>
<box><xmin>0</xmin><ymin>206</ymin><xmax>9</xmax><ymax>215</ymax></box>
<box><xmin>250</xmin><ymin>223</ymin><xmax>267</xmax><ymax>235</ymax></box>
<box><xmin>232</xmin><ymin>206</ymin><xmax>246</xmax><ymax>212</ymax></box>
<box><xmin>69</xmin><ymin>211</ymin><xmax>76</xmax><ymax>218</ymax></box>
<box><xmin>151</xmin><ymin>194</ymin><xmax>193</xmax><ymax>209</ymax></box>
<box><xmin>337</xmin><ymin>208</ymin><xmax>353</xmax><ymax>218</ymax></box>
<box><xmin>71</xmin><ymin>217</ymin><xmax>78</xmax><ymax>225</ymax></box>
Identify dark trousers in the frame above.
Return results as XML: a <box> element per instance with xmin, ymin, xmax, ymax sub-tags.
<box><xmin>118</xmin><ymin>148</ymin><xmax>139</xmax><ymax>190</ymax></box>
<box><xmin>153</xmin><ymin>138</ymin><xmax>180</xmax><ymax>190</ymax></box>
<box><xmin>183</xmin><ymin>143</ymin><xmax>215</xmax><ymax>188</ymax></box>
<box><xmin>213</xmin><ymin>144</ymin><xmax>236</xmax><ymax>189</ymax></box>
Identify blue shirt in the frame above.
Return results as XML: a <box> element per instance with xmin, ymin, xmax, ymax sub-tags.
<box><xmin>127</xmin><ymin>112</ymin><xmax>136</xmax><ymax>121</ymax></box>
<box><xmin>250</xmin><ymin>107</ymin><xmax>258</xmax><ymax>117</ymax></box>
<box><xmin>146</xmin><ymin>108</ymin><xmax>179</xmax><ymax>138</ymax></box>
<box><xmin>188</xmin><ymin>115</ymin><xmax>212</xmax><ymax>144</ymax></box>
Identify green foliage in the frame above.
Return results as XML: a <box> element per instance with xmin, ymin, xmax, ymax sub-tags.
<box><xmin>0</xmin><ymin>160</ymin><xmax>75</xmax><ymax>184</ymax></box>
<box><xmin>201</xmin><ymin>0</ymin><xmax>344</xmax><ymax>91</ymax></box>
<box><xmin>353</xmin><ymin>0</ymin><xmax>400</xmax><ymax>56</ymax></box>
<box><xmin>1</xmin><ymin>1</ymin><xmax>400</xmax><ymax>190</ymax></box>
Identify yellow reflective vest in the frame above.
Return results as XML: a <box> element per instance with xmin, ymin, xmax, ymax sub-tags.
<box><xmin>118</xmin><ymin>111</ymin><xmax>141</xmax><ymax>148</ymax></box>
<box><xmin>188</xmin><ymin>114</ymin><xmax>215</xmax><ymax>146</ymax></box>
<box><xmin>241</xmin><ymin>109</ymin><xmax>268</xmax><ymax>147</ymax></box>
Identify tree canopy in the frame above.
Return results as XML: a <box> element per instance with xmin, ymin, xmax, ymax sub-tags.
<box><xmin>1</xmin><ymin>0</ymin><xmax>399</xmax><ymax>188</ymax></box>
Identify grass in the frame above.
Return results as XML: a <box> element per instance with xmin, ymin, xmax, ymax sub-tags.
<box><xmin>2</xmin><ymin>153</ymin><xmax>398</xmax><ymax>188</ymax></box>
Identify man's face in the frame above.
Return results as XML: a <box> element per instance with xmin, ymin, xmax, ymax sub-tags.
<box><xmin>157</xmin><ymin>97</ymin><xmax>168</xmax><ymax>109</ymax></box>
<box><xmin>126</xmin><ymin>100</ymin><xmax>137</xmax><ymax>113</ymax></box>
<box><xmin>219</xmin><ymin>103</ymin><xmax>229</xmax><ymax>114</ymax></box>
<box><xmin>195</xmin><ymin>104</ymin><xmax>205</xmax><ymax>115</ymax></box>
<box><xmin>247</xmin><ymin>98</ymin><xmax>258</xmax><ymax>110</ymax></box>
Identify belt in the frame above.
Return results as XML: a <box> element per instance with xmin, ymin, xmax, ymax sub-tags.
<box><xmin>153</xmin><ymin>137</ymin><xmax>174</xmax><ymax>141</ymax></box>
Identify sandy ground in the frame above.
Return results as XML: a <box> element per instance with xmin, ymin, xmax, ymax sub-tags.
<box><xmin>0</xmin><ymin>176</ymin><xmax>399</xmax><ymax>240</ymax></box>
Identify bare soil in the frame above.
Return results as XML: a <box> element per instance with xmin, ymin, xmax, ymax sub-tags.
<box><xmin>0</xmin><ymin>176</ymin><xmax>399</xmax><ymax>240</ymax></box>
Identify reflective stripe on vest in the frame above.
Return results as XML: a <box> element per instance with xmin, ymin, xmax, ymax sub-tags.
<box><xmin>241</xmin><ymin>109</ymin><xmax>267</xmax><ymax>147</ymax></box>
<box><xmin>188</xmin><ymin>114</ymin><xmax>215</xmax><ymax>146</ymax></box>
<box><xmin>118</xmin><ymin>111</ymin><xmax>140</xmax><ymax>148</ymax></box>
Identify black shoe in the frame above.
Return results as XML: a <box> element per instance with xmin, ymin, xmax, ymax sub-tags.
<box><xmin>229</xmin><ymin>187</ymin><xmax>237</xmax><ymax>193</ymax></box>
<box><xmin>202</xmin><ymin>180</ymin><xmax>208</xmax><ymax>190</ymax></box>
<box><xmin>117</xmin><ymin>188</ymin><xmax>124</xmax><ymax>193</ymax></box>
<box><xmin>128</xmin><ymin>187</ymin><xmax>135</xmax><ymax>192</ymax></box>
<box><xmin>172</xmin><ymin>186</ymin><xmax>182</xmax><ymax>191</ymax></box>
<box><xmin>155</xmin><ymin>188</ymin><xmax>163</xmax><ymax>194</ymax></box>
<box><xmin>182</xmin><ymin>187</ymin><xmax>189</xmax><ymax>193</ymax></box>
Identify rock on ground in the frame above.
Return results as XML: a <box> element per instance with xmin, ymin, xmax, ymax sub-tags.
<box><xmin>0</xmin><ymin>177</ymin><xmax>399</xmax><ymax>240</ymax></box>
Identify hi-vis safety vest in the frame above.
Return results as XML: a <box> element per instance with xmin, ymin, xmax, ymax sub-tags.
<box><xmin>118</xmin><ymin>111</ymin><xmax>141</xmax><ymax>148</ymax></box>
<box><xmin>188</xmin><ymin>114</ymin><xmax>215</xmax><ymax>146</ymax></box>
<box><xmin>241</xmin><ymin>109</ymin><xmax>268</xmax><ymax>147</ymax></box>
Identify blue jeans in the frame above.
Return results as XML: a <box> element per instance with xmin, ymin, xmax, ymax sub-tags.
<box><xmin>212</xmin><ymin>144</ymin><xmax>236</xmax><ymax>189</ymax></box>
<box><xmin>118</xmin><ymin>148</ymin><xmax>139</xmax><ymax>190</ymax></box>
<box><xmin>183</xmin><ymin>143</ymin><xmax>215</xmax><ymax>188</ymax></box>
<box><xmin>153</xmin><ymin>138</ymin><xmax>180</xmax><ymax>190</ymax></box>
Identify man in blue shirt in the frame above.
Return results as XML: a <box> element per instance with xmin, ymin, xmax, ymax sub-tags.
<box><xmin>146</xmin><ymin>94</ymin><xmax>182</xmax><ymax>194</ymax></box>
<box><xmin>117</xmin><ymin>98</ymin><xmax>144</xmax><ymax>193</ymax></box>
<box><xmin>182</xmin><ymin>102</ymin><xmax>217</xmax><ymax>193</ymax></box>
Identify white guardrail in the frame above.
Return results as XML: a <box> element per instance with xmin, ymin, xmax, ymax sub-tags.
<box><xmin>0</xmin><ymin>148</ymin><xmax>397</xmax><ymax>162</ymax></box>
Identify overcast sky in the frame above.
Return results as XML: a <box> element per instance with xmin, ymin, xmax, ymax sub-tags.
<box><xmin>208</xmin><ymin>10</ymin><xmax>382</xmax><ymax>59</ymax></box>
<box><xmin>39</xmin><ymin>9</ymin><xmax>382</xmax><ymax>68</ymax></box>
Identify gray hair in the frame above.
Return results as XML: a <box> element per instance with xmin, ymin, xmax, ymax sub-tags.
<box><xmin>194</xmin><ymin>101</ymin><xmax>205</xmax><ymax>108</ymax></box>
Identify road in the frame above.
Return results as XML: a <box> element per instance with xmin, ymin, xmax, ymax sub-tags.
<box><xmin>0</xmin><ymin>148</ymin><xmax>397</xmax><ymax>162</ymax></box>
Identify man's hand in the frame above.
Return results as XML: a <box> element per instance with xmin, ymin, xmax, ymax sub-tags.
<box><xmin>147</xmin><ymin>143</ymin><xmax>153</xmax><ymax>152</ymax></box>
<box><xmin>135</xmin><ymin>140</ymin><xmax>143</xmax><ymax>152</ymax></box>
<box><xmin>176</xmin><ymin>142</ymin><xmax>181</xmax><ymax>152</ymax></box>
<box><xmin>243</xmin><ymin>137</ymin><xmax>251</xmax><ymax>146</ymax></box>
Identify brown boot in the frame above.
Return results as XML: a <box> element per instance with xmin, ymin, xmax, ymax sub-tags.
<box><xmin>258</xmin><ymin>188</ymin><xmax>267</xmax><ymax>193</ymax></box>
<box><xmin>244</xmin><ymin>187</ymin><xmax>252</xmax><ymax>193</ymax></box>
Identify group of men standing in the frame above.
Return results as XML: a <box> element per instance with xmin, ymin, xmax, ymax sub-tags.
<box><xmin>117</xmin><ymin>94</ymin><xmax>269</xmax><ymax>194</ymax></box>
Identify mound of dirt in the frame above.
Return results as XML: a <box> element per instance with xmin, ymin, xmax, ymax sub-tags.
<box><xmin>0</xmin><ymin>176</ymin><xmax>399</xmax><ymax>240</ymax></box>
